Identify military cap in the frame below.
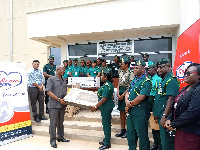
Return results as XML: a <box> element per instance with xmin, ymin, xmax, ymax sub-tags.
<box><xmin>63</xmin><ymin>60</ymin><xmax>68</xmax><ymax>63</ymax></box>
<box><xmin>93</xmin><ymin>60</ymin><xmax>97</xmax><ymax>63</ymax></box>
<box><xmin>129</xmin><ymin>55</ymin><xmax>134</xmax><ymax>59</ymax></box>
<box><xmin>73</xmin><ymin>58</ymin><xmax>78</xmax><ymax>61</ymax></box>
<box><xmin>157</xmin><ymin>58</ymin><xmax>170</xmax><ymax>65</ymax></box>
<box><xmin>102</xmin><ymin>59</ymin><xmax>106</xmax><ymax>62</ymax></box>
<box><xmin>148</xmin><ymin>64</ymin><xmax>157</xmax><ymax>69</ymax></box>
<box><xmin>135</xmin><ymin>60</ymin><xmax>146</xmax><ymax>66</ymax></box>
<box><xmin>49</xmin><ymin>55</ymin><xmax>54</xmax><ymax>59</ymax></box>
<box><xmin>102</xmin><ymin>68</ymin><xmax>111</xmax><ymax>74</ymax></box>
<box><xmin>121</xmin><ymin>57</ymin><xmax>129</xmax><ymax>63</ymax></box>
<box><xmin>142</xmin><ymin>53</ymin><xmax>149</xmax><ymax>57</ymax></box>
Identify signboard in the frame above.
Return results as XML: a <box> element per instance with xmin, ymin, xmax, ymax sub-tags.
<box><xmin>99</xmin><ymin>41</ymin><xmax>132</xmax><ymax>53</ymax></box>
<box><xmin>68</xmin><ymin>77</ymin><xmax>100</xmax><ymax>88</ymax></box>
<box><xmin>0</xmin><ymin>62</ymin><xmax>32</xmax><ymax>145</ymax></box>
<box><xmin>64</xmin><ymin>88</ymin><xmax>98</xmax><ymax>109</ymax></box>
<box><xmin>173</xmin><ymin>19</ymin><xmax>200</xmax><ymax>90</ymax></box>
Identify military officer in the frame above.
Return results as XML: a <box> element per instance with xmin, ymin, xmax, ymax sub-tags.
<box><xmin>115</xmin><ymin>58</ymin><xmax>131</xmax><ymax>138</ymax></box>
<box><xmin>91</xmin><ymin>69</ymin><xmax>114</xmax><ymax>150</ymax></box>
<box><xmin>153</xmin><ymin>59</ymin><xmax>180</xmax><ymax>150</ymax></box>
<box><xmin>100</xmin><ymin>59</ymin><xmax>111</xmax><ymax>74</ymax></box>
<box><xmin>85</xmin><ymin>60</ymin><xmax>91</xmax><ymax>74</ymax></box>
<box><xmin>43</xmin><ymin>55</ymin><xmax>56</xmax><ymax>114</ymax></box>
<box><xmin>87</xmin><ymin>60</ymin><xmax>100</xmax><ymax>77</ymax></box>
<box><xmin>69</xmin><ymin>58</ymin><xmax>80</xmax><ymax>77</ymax></box>
<box><xmin>148</xmin><ymin>64</ymin><xmax>162</xmax><ymax>150</ymax></box>
<box><xmin>142</xmin><ymin>53</ymin><xmax>154</xmax><ymax>67</ymax></box>
<box><xmin>97</xmin><ymin>58</ymin><xmax>102</xmax><ymax>70</ymax></box>
<box><xmin>79</xmin><ymin>60</ymin><xmax>87</xmax><ymax>77</ymax></box>
<box><xmin>110</xmin><ymin>55</ymin><xmax>120</xmax><ymax>78</ymax></box>
<box><xmin>62</xmin><ymin>60</ymin><xmax>70</xmax><ymax>83</ymax></box>
<box><xmin>125</xmin><ymin>60</ymin><xmax>151</xmax><ymax>150</ymax></box>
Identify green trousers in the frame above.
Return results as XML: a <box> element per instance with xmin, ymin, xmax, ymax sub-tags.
<box><xmin>101</xmin><ymin>108</ymin><xmax>113</xmax><ymax>146</ymax></box>
<box><xmin>127</xmin><ymin>115</ymin><xmax>149</xmax><ymax>150</ymax></box>
<box><xmin>158</xmin><ymin>117</ymin><xmax>174</xmax><ymax>150</ymax></box>
<box><xmin>152</xmin><ymin>129</ymin><xmax>161</xmax><ymax>148</ymax></box>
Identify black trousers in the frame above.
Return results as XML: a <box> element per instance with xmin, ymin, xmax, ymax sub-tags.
<box><xmin>28</xmin><ymin>87</ymin><xmax>44</xmax><ymax>116</ymax></box>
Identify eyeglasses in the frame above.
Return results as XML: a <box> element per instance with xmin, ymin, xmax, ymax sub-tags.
<box><xmin>157</xmin><ymin>65</ymin><xmax>167</xmax><ymax>69</ymax></box>
<box><xmin>184</xmin><ymin>71</ymin><xmax>198</xmax><ymax>76</ymax></box>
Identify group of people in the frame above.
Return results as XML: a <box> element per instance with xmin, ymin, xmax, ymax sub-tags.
<box><xmin>27</xmin><ymin>53</ymin><xmax>200</xmax><ymax>150</ymax></box>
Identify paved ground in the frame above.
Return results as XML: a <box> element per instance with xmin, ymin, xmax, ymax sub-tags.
<box><xmin>2</xmin><ymin>135</ymin><xmax>129</xmax><ymax>150</ymax></box>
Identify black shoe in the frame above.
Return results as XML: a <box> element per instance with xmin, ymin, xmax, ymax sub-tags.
<box><xmin>99</xmin><ymin>142</ymin><xmax>104</xmax><ymax>145</ymax></box>
<box><xmin>50</xmin><ymin>141</ymin><xmax>57</xmax><ymax>148</ymax></box>
<box><xmin>115</xmin><ymin>129</ymin><xmax>126</xmax><ymax>137</ymax></box>
<box><xmin>46</xmin><ymin>107</ymin><xmax>49</xmax><ymax>114</ymax></box>
<box><xmin>39</xmin><ymin>115</ymin><xmax>48</xmax><ymax>120</ymax></box>
<box><xmin>121</xmin><ymin>132</ymin><xmax>127</xmax><ymax>138</ymax></box>
<box><xmin>150</xmin><ymin>144</ymin><xmax>158</xmax><ymax>150</ymax></box>
<box><xmin>99</xmin><ymin>145</ymin><xmax>111</xmax><ymax>150</ymax></box>
<box><xmin>34</xmin><ymin>117</ymin><xmax>41</xmax><ymax>122</ymax></box>
<box><xmin>57</xmin><ymin>138</ymin><xmax>70</xmax><ymax>142</ymax></box>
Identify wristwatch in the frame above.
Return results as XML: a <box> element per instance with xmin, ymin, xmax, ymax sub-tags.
<box><xmin>58</xmin><ymin>98</ymin><xmax>60</xmax><ymax>102</ymax></box>
<box><xmin>94</xmin><ymin>105</ymin><xmax>98</xmax><ymax>109</ymax></box>
<box><xmin>162</xmin><ymin>114</ymin><xmax>168</xmax><ymax>118</ymax></box>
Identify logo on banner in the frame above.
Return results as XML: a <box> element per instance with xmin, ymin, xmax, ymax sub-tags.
<box><xmin>0</xmin><ymin>71</ymin><xmax>22</xmax><ymax>91</ymax></box>
<box><xmin>176</xmin><ymin>61</ymin><xmax>193</xmax><ymax>79</ymax></box>
<box><xmin>0</xmin><ymin>101</ymin><xmax>14</xmax><ymax>123</ymax></box>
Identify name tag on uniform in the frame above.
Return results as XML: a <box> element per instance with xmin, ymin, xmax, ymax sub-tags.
<box><xmin>94</xmin><ymin>72</ymin><xmax>96</xmax><ymax>74</ymax></box>
<box><xmin>174</xmin><ymin>103</ymin><xmax>177</xmax><ymax>109</ymax></box>
<box><xmin>67</xmin><ymin>72</ymin><xmax>69</xmax><ymax>74</ymax></box>
<box><xmin>115</xmin><ymin>67</ymin><xmax>118</xmax><ymax>70</ymax></box>
<box><xmin>75</xmin><ymin>72</ymin><xmax>77</xmax><ymax>75</ymax></box>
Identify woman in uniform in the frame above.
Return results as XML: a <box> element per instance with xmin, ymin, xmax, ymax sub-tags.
<box><xmin>115</xmin><ymin>58</ymin><xmax>131</xmax><ymax>138</ymax></box>
<box><xmin>91</xmin><ymin>69</ymin><xmax>114</xmax><ymax>150</ymax></box>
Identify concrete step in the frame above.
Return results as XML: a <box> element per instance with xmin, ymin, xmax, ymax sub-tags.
<box><xmin>32</xmin><ymin>125</ymin><xmax>128</xmax><ymax>145</ymax></box>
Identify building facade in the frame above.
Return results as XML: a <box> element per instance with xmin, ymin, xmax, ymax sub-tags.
<box><xmin>1</xmin><ymin>0</ymin><xmax>200</xmax><ymax>69</ymax></box>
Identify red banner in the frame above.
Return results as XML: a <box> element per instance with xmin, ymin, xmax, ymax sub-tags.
<box><xmin>173</xmin><ymin>19</ymin><xmax>200</xmax><ymax>90</ymax></box>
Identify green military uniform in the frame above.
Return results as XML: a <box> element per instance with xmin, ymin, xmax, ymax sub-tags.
<box><xmin>85</xmin><ymin>66</ymin><xmax>91</xmax><ymax>75</ymax></box>
<box><xmin>96</xmin><ymin>65</ymin><xmax>102</xmax><ymax>70</ymax></box>
<box><xmin>127</xmin><ymin>60</ymin><xmax>151</xmax><ymax>150</ymax></box>
<box><xmin>80</xmin><ymin>66</ymin><xmax>87</xmax><ymax>76</ymax></box>
<box><xmin>118</xmin><ymin>67</ymin><xmax>131</xmax><ymax>111</ymax></box>
<box><xmin>63</xmin><ymin>67</ymin><xmax>70</xmax><ymax>79</ymax></box>
<box><xmin>88</xmin><ymin>67</ymin><xmax>100</xmax><ymax>77</ymax></box>
<box><xmin>148</xmin><ymin>64</ymin><xmax>162</xmax><ymax>149</ymax></box>
<box><xmin>100</xmin><ymin>67</ymin><xmax>111</xmax><ymax>75</ymax></box>
<box><xmin>43</xmin><ymin>63</ymin><xmax>56</xmax><ymax>86</ymax></box>
<box><xmin>69</xmin><ymin>65</ymin><xmax>80</xmax><ymax>77</ymax></box>
<box><xmin>98</xmin><ymin>79</ymin><xmax>114</xmax><ymax>146</ymax></box>
<box><xmin>148</xmin><ymin>60</ymin><xmax>154</xmax><ymax>66</ymax></box>
<box><xmin>153</xmin><ymin>60</ymin><xmax>179</xmax><ymax>150</ymax></box>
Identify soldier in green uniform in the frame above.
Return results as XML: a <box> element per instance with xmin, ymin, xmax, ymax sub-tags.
<box><xmin>80</xmin><ymin>60</ymin><xmax>87</xmax><ymax>77</ymax></box>
<box><xmin>148</xmin><ymin>64</ymin><xmax>162</xmax><ymax>150</ymax></box>
<box><xmin>125</xmin><ymin>60</ymin><xmax>151</xmax><ymax>150</ymax></box>
<box><xmin>43</xmin><ymin>55</ymin><xmax>56</xmax><ymax>114</ymax></box>
<box><xmin>100</xmin><ymin>59</ymin><xmax>111</xmax><ymax>74</ymax></box>
<box><xmin>91</xmin><ymin>69</ymin><xmax>114</xmax><ymax>150</ymax></box>
<box><xmin>115</xmin><ymin>58</ymin><xmax>131</xmax><ymax>138</ymax></box>
<box><xmin>142</xmin><ymin>53</ymin><xmax>154</xmax><ymax>67</ymax></box>
<box><xmin>85</xmin><ymin>60</ymin><xmax>91</xmax><ymax>74</ymax></box>
<box><xmin>110</xmin><ymin>55</ymin><xmax>120</xmax><ymax>78</ymax></box>
<box><xmin>97</xmin><ymin>58</ymin><xmax>102</xmax><ymax>70</ymax></box>
<box><xmin>69</xmin><ymin>58</ymin><xmax>80</xmax><ymax>77</ymax></box>
<box><xmin>62</xmin><ymin>60</ymin><xmax>70</xmax><ymax>83</ymax></box>
<box><xmin>153</xmin><ymin>59</ymin><xmax>180</xmax><ymax>150</ymax></box>
<box><xmin>87</xmin><ymin>60</ymin><xmax>100</xmax><ymax>77</ymax></box>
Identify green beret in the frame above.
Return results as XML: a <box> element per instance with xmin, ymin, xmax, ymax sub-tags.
<box><xmin>142</xmin><ymin>53</ymin><xmax>149</xmax><ymax>57</ymax></box>
<box><xmin>135</xmin><ymin>60</ymin><xmax>146</xmax><ymax>66</ymax></box>
<box><xmin>148</xmin><ymin>64</ymin><xmax>157</xmax><ymax>68</ymax></box>
<box><xmin>102</xmin><ymin>68</ymin><xmax>111</xmax><ymax>74</ymax></box>
<box><xmin>129</xmin><ymin>55</ymin><xmax>134</xmax><ymax>59</ymax></box>
<box><xmin>157</xmin><ymin>59</ymin><xmax>170</xmax><ymax>65</ymax></box>
<box><xmin>49</xmin><ymin>55</ymin><xmax>54</xmax><ymax>59</ymax></box>
<box><xmin>93</xmin><ymin>60</ymin><xmax>97</xmax><ymax>63</ymax></box>
<box><xmin>121</xmin><ymin>57</ymin><xmax>129</xmax><ymax>63</ymax></box>
<box><xmin>73</xmin><ymin>58</ymin><xmax>78</xmax><ymax>61</ymax></box>
<box><xmin>63</xmin><ymin>60</ymin><xmax>68</xmax><ymax>63</ymax></box>
<box><xmin>115</xmin><ymin>55</ymin><xmax>120</xmax><ymax>60</ymax></box>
